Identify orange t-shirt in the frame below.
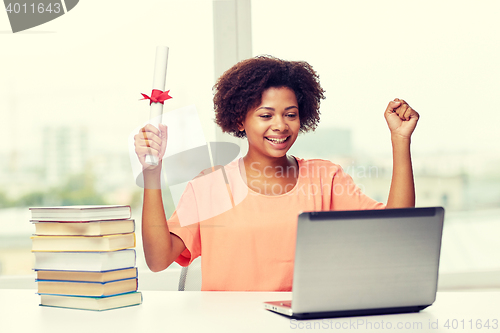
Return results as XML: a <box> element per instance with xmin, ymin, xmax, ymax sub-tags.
<box><xmin>167</xmin><ymin>157</ymin><xmax>385</xmax><ymax>291</ymax></box>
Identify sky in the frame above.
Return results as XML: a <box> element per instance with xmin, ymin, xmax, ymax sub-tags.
<box><xmin>1</xmin><ymin>0</ymin><xmax>500</xmax><ymax>163</ymax></box>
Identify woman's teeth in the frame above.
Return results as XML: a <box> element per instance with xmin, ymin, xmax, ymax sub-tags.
<box><xmin>266</xmin><ymin>137</ymin><xmax>288</xmax><ymax>144</ymax></box>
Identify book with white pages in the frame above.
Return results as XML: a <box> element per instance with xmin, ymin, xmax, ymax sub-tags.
<box><xmin>29</xmin><ymin>205</ymin><xmax>131</xmax><ymax>222</ymax></box>
<box><xmin>33</xmin><ymin>249</ymin><xmax>137</xmax><ymax>271</ymax></box>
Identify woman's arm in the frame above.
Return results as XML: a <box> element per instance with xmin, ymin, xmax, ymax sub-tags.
<box><xmin>135</xmin><ymin>124</ymin><xmax>186</xmax><ymax>272</ymax></box>
<box><xmin>384</xmin><ymin>99</ymin><xmax>419</xmax><ymax>208</ymax></box>
<box><xmin>142</xmin><ymin>171</ymin><xmax>186</xmax><ymax>272</ymax></box>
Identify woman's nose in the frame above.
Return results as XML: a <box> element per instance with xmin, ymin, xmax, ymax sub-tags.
<box><xmin>272</xmin><ymin>116</ymin><xmax>288</xmax><ymax>131</ymax></box>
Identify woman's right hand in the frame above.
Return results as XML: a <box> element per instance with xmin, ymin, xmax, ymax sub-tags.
<box><xmin>134</xmin><ymin>123</ymin><xmax>168</xmax><ymax>171</ymax></box>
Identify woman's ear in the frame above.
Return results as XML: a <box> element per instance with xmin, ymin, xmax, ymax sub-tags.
<box><xmin>237</xmin><ymin>122</ymin><xmax>244</xmax><ymax>132</ymax></box>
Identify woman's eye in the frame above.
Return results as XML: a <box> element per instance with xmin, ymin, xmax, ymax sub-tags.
<box><xmin>260</xmin><ymin>115</ymin><xmax>271</xmax><ymax>118</ymax></box>
<box><xmin>287</xmin><ymin>114</ymin><xmax>297</xmax><ymax>118</ymax></box>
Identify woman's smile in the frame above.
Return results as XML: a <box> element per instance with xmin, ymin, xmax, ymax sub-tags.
<box><xmin>265</xmin><ymin>135</ymin><xmax>291</xmax><ymax>148</ymax></box>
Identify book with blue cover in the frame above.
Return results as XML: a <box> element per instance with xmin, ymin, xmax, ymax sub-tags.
<box><xmin>35</xmin><ymin>267</ymin><xmax>137</xmax><ymax>282</ymax></box>
<box><xmin>39</xmin><ymin>292</ymin><xmax>143</xmax><ymax>311</ymax></box>
<box><xmin>37</xmin><ymin>277</ymin><xmax>138</xmax><ymax>297</ymax></box>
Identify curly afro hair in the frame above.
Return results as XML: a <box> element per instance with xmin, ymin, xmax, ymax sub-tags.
<box><xmin>213</xmin><ymin>55</ymin><xmax>325</xmax><ymax>138</ymax></box>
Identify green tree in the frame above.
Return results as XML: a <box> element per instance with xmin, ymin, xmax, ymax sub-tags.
<box><xmin>0</xmin><ymin>191</ymin><xmax>13</xmax><ymax>208</ymax></box>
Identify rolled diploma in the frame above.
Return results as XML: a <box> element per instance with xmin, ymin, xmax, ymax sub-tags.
<box><xmin>145</xmin><ymin>46</ymin><xmax>169</xmax><ymax>166</ymax></box>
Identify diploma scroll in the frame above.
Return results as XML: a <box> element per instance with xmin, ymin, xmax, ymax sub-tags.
<box><xmin>145</xmin><ymin>46</ymin><xmax>169</xmax><ymax>166</ymax></box>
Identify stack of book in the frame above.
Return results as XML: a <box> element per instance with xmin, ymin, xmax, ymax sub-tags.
<box><xmin>30</xmin><ymin>205</ymin><xmax>142</xmax><ymax>311</ymax></box>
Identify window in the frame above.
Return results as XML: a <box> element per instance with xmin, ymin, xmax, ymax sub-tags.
<box><xmin>1</xmin><ymin>0</ymin><xmax>499</xmax><ymax>291</ymax></box>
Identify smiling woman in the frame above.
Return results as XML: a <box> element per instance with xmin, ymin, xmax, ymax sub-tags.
<box><xmin>135</xmin><ymin>54</ymin><xmax>418</xmax><ymax>291</ymax></box>
<box><xmin>238</xmin><ymin>86</ymin><xmax>301</xmax><ymax>195</ymax></box>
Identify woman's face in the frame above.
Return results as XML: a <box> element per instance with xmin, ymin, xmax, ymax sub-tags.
<box><xmin>238</xmin><ymin>86</ymin><xmax>300</xmax><ymax>160</ymax></box>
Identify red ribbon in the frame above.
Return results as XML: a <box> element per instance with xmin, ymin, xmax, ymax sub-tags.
<box><xmin>140</xmin><ymin>89</ymin><xmax>172</xmax><ymax>105</ymax></box>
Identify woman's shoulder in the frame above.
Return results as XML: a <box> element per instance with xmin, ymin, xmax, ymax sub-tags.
<box><xmin>223</xmin><ymin>158</ymin><xmax>241</xmax><ymax>173</ymax></box>
<box><xmin>294</xmin><ymin>156</ymin><xmax>341</xmax><ymax>168</ymax></box>
<box><xmin>190</xmin><ymin>159</ymin><xmax>240</xmax><ymax>180</ymax></box>
<box><xmin>293</xmin><ymin>156</ymin><xmax>343</xmax><ymax>178</ymax></box>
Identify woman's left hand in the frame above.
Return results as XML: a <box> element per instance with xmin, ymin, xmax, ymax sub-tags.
<box><xmin>384</xmin><ymin>98</ymin><xmax>419</xmax><ymax>139</ymax></box>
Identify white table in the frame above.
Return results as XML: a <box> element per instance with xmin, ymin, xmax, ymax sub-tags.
<box><xmin>1</xmin><ymin>290</ymin><xmax>499</xmax><ymax>332</ymax></box>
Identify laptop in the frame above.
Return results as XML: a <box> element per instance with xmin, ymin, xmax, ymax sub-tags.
<box><xmin>264</xmin><ymin>207</ymin><xmax>445</xmax><ymax>319</ymax></box>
